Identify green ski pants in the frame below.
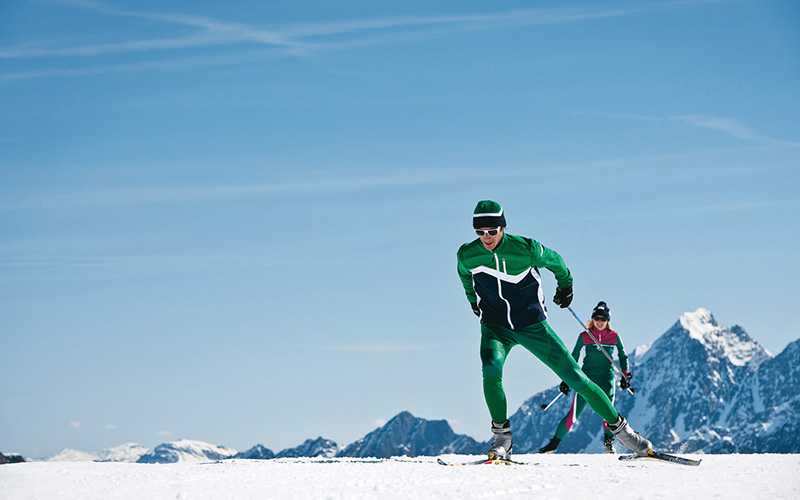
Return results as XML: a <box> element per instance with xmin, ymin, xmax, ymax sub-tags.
<box><xmin>480</xmin><ymin>321</ymin><xmax>620</xmax><ymax>425</ymax></box>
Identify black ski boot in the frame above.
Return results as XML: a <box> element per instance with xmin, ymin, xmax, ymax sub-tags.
<box><xmin>538</xmin><ymin>437</ymin><xmax>561</xmax><ymax>454</ymax></box>
<box><xmin>604</xmin><ymin>435</ymin><xmax>615</xmax><ymax>454</ymax></box>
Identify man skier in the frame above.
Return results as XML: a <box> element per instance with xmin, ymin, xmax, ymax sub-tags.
<box><xmin>456</xmin><ymin>200</ymin><xmax>652</xmax><ymax>459</ymax></box>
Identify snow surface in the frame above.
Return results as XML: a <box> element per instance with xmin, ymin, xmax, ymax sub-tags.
<box><xmin>2</xmin><ymin>454</ymin><xmax>799</xmax><ymax>500</ymax></box>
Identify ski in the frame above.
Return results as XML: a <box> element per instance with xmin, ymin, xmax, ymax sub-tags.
<box><xmin>437</xmin><ymin>457</ymin><xmax>526</xmax><ymax>466</ymax></box>
<box><xmin>619</xmin><ymin>449</ymin><xmax>701</xmax><ymax>466</ymax></box>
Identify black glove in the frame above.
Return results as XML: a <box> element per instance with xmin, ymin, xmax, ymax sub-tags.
<box><xmin>470</xmin><ymin>302</ymin><xmax>481</xmax><ymax>317</ymax></box>
<box><xmin>559</xmin><ymin>381</ymin><xmax>570</xmax><ymax>395</ymax></box>
<box><xmin>553</xmin><ymin>285</ymin><xmax>573</xmax><ymax>308</ymax></box>
<box><xmin>620</xmin><ymin>371</ymin><xmax>633</xmax><ymax>390</ymax></box>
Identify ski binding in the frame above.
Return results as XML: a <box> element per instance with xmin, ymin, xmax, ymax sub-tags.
<box><xmin>437</xmin><ymin>457</ymin><xmax>525</xmax><ymax>466</ymax></box>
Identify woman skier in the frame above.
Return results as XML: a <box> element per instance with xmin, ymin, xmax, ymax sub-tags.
<box><xmin>538</xmin><ymin>301</ymin><xmax>633</xmax><ymax>454</ymax></box>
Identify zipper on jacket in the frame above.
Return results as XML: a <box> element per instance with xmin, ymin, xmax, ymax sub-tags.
<box><xmin>494</xmin><ymin>253</ymin><xmax>514</xmax><ymax>329</ymax></box>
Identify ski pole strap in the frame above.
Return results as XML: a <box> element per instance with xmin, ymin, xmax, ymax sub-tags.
<box><xmin>567</xmin><ymin>307</ymin><xmax>635</xmax><ymax>394</ymax></box>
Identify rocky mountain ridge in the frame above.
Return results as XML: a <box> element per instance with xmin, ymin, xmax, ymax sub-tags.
<box><xmin>15</xmin><ymin>308</ymin><xmax>798</xmax><ymax>462</ymax></box>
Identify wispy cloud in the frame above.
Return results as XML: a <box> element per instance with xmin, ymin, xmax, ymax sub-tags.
<box><xmin>575</xmin><ymin>111</ymin><xmax>799</xmax><ymax>148</ymax></box>
<box><xmin>0</xmin><ymin>0</ymin><xmax>306</xmax><ymax>58</ymax></box>
<box><xmin>563</xmin><ymin>199</ymin><xmax>800</xmax><ymax>225</ymax></box>
<box><xmin>323</xmin><ymin>342</ymin><xmax>424</xmax><ymax>353</ymax></box>
<box><xmin>0</xmin><ymin>51</ymin><xmax>283</xmax><ymax>81</ymax></box>
<box><xmin>673</xmin><ymin>115</ymin><xmax>768</xmax><ymax>141</ymax></box>
<box><xmin>2</xmin><ymin>0</ymin><xmax>735</xmax><ymax>79</ymax></box>
<box><xmin>0</xmin><ymin>169</ymin><xmax>482</xmax><ymax>211</ymax></box>
<box><xmin>673</xmin><ymin>114</ymin><xmax>800</xmax><ymax>147</ymax></box>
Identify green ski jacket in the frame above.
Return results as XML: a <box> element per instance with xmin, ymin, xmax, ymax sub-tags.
<box><xmin>457</xmin><ymin>233</ymin><xmax>573</xmax><ymax>330</ymax></box>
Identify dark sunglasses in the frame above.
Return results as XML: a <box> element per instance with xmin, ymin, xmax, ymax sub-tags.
<box><xmin>475</xmin><ymin>227</ymin><xmax>501</xmax><ymax>237</ymax></box>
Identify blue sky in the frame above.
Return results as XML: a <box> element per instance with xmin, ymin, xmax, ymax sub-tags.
<box><xmin>2</xmin><ymin>0</ymin><xmax>799</xmax><ymax>459</ymax></box>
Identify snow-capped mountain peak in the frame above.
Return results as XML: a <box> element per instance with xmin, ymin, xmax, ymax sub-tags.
<box><xmin>680</xmin><ymin>308</ymin><xmax>769</xmax><ymax>367</ymax></box>
<box><xmin>43</xmin><ymin>443</ymin><xmax>149</xmax><ymax>463</ymax></box>
<box><xmin>46</xmin><ymin>448</ymin><xmax>99</xmax><ymax>462</ymax></box>
<box><xmin>680</xmin><ymin>308</ymin><xmax>718</xmax><ymax>338</ymax></box>
<box><xmin>137</xmin><ymin>439</ymin><xmax>238</xmax><ymax>464</ymax></box>
<box><xmin>96</xmin><ymin>443</ymin><xmax>149</xmax><ymax>462</ymax></box>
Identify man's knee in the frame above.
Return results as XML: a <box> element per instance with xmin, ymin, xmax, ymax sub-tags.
<box><xmin>481</xmin><ymin>348</ymin><xmax>505</xmax><ymax>378</ymax></box>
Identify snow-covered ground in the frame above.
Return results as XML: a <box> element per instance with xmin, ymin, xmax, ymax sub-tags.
<box><xmin>2</xmin><ymin>454</ymin><xmax>799</xmax><ymax>499</ymax></box>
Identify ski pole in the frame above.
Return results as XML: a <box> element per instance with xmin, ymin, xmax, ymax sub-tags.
<box><xmin>566</xmin><ymin>306</ymin><xmax>635</xmax><ymax>394</ymax></box>
<box><xmin>540</xmin><ymin>392</ymin><xmax>562</xmax><ymax>411</ymax></box>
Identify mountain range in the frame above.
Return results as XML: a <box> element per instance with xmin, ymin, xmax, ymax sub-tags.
<box><xmin>509</xmin><ymin>308</ymin><xmax>797</xmax><ymax>454</ymax></box>
<box><xmin>10</xmin><ymin>308</ymin><xmax>798</xmax><ymax>462</ymax></box>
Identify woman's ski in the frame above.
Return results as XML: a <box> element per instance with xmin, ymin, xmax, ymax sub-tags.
<box><xmin>619</xmin><ymin>449</ymin><xmax>701</xmax><ymax>466</ymax></box>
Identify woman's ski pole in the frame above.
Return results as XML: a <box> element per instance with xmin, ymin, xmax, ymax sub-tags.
<box><xmin>540</xmin><ymin>392</ymin><xmax>562</xmax><ymax>411</ymax></box>
<box><xmin>566</xmin><ymin>306</ymin><xmax>635</xmax><ymax>394</ymax></box>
